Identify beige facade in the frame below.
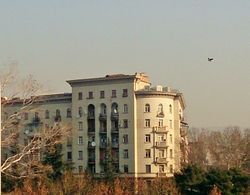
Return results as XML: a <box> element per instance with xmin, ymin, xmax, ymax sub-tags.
<box><xmin>1</xmin><ymin>73</ymin><xmax>188</xmax><ymax>178</ymax></box>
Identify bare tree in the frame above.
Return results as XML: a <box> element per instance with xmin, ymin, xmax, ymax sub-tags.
<box><xmin>208</xmin><ymin>127</ymin><xmax>249</xmax><ymax>170</ymax></box>
<box><xmin>1</xmin><ymin>63</ymin><xmax>71</xmax><ymax>179</ymax></box>
<box><xmin>188</xmin><ymin>128</ymin><xmax>209</xmax><ymax>167</ymax></box>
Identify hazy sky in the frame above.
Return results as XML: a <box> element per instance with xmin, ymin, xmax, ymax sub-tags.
<box><xmin>1</xmin><ymin>1</ymin><xmax>250</xmax><ymax>128</ymax></box>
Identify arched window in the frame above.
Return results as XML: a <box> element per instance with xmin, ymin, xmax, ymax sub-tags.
<box><xmin>67</xmin><ymin>108</ymin><xmax>72</xmax><ymax>118</ymax></box>
<box><xmin>100</xmin><ymin>103</ymin><xmax>107</xmax><ymax>115</ymax></box>
<box><xmin>111</xmin><ymin>102</ymin><xmax>118</xmax><ymax>114</ymax></box>
<box><xmin>158</xmin><ymin>104</ymin><xmax>163</xmax><ymax>113</ymax></box>
<box><xmin>123</xmin><ymin>104</ymin><xmax>128</xmax><ymax>113</ymax></box>
<box><xmin>169</xmin><ymin>104</ymin><xmax>172</xmax><ymax>114</ymax></box>
<box><xmin>56</xmin><ymin>109</ymin><xmax>61</xmax><ymax>117</ymax></box>
<box><xmin>88</xmin><ymin>104</ymin><xmax>95</xmax><ymax>118</ymax></box>
<box><xmin>145</xmin><ymin>104</ymin><xmax>150</xmax><ymax>112</ymax></box>
<box><xmin>45</xmin><ymin>110</ymin><xmax>49</xmax><ymax>119</ymax></box>
<box><xmin>78</xmin><ymin>107</ymin><xmax>83</xmax><ymax>117</ymax></box>
<box><xmin>55</xmin><ymin>109</ymin><xmax>61</xmax><ymax>122</ymax></box>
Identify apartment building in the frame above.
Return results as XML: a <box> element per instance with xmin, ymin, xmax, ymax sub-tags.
<box><xmin>1</xmin><ymin>73</ymin><xmax>188</xmax><ymax>178</ymax></box>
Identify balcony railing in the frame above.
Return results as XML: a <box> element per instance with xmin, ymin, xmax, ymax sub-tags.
<box><xmin>111</xmin><ymin>142</ymin><xmax>119</xmax><ymax>148</ymax></box>
<box><xmin>157</xmin><ymin>173</ymin><xmax>167</xmax><ymax>177</ymax></box>
<box><xmin>155</xmin><ymin>141</ymin><xmax>167</xmax><ymax>148</ymax></box>
<box><xmin>153</xmin><ymin>126</ymin><xmax>168</xmax><ymax>133</ymax></box>
<box><xmin>88</xmin><ymin>127</ymin><xmax>95</xmax><ymax>134</ymax></box>
<box><xmin>155</xmin><ymin>157</ymin><xmax>168</xmax><ymax>164</ymax></box>
<box><xmin>99</xmin><ymin>113</ymin><xmax>107</xmax><ymax>120</ymax></box>
<box><xmin>88</xmin><ymin>158</ymin><xmax>95</xmax><ymax>164</ymax></box>
<box><xmin>54</xmin><ymin>116</ymin><xmax>61</xmax><ymax>122</ymax></box>
<box><xmin>87</xmin><ymin>112</ymin><xmax>95</xmax><ymax>119</ymax></box>
<box><xmin>111</xmin><ymin>127</ymin><xmax>119</xmax><ymax>133</ymax></box>
<box><xmin>111</xmin><ymin>112</ymin><xmax>119</xmax><ymax>120</ymax></box>
<box><xmin>100</xmin><ymin>142</ymin><xmax>107</xmax><ymax>149</ymax></box>
<box><xmin>99</xmin><ymin>128</ymin><xmax>107</xmax><ymax>134</ymax></box>
<box><xmin>88</xmin><ymin>141</ymin><xmax>96</xmax><ymax>148</ymax></box>
<box><xmin>180</xmin><ymin>126</ymin><xmax>188</xmax><ymax>137</ymax></box>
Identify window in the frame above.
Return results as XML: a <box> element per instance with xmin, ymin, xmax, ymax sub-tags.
<box><xmin>78</xmin><ymin>151</ymin><xmax>83</xmax><ymax>160</ymax></box>
<box><xmin>158</xmin><ymin>135</ymin><xmax>164</xmax><ymax>142</ymax></box>
<box><xmin>78</xmin><ymin>92</ymin><xmax>82</xmax><ymax>100</ymax></box>
<box><xmin>123</xmin><ymin>119</ymin><xmax>128</xmax><ymax>128</ymax></box>
<box><xmin>170</xmin><ymin>149</ymin><xmax>173</xmax><ymax>158</ymax></box>
<box><xmin>67</xmin><ymin>152</ymin><xmax>72</xmax><ymax>161</ymax></box>
<box><xmin>123</xmin><ymin>134</ymin><xmax>128</xmax><ymax>144</ymax></box>
<box><xmin>24</xmin><ymin>112</ymin><xmax>29</xmax><ymax>120</ymax></box>
<box><xmin>169</xmin><ymin>120</ymin><xmax>173</xmax><ymax>129</ymax></box>
<box><xmin>78</xmin><ymin>107</ymin><xmax>83</xmax><ymax>117</ymax></box>
<box><xmin>35</xmin><ymin>112</ymin><xmax>39</xmax><ymax>119</ymax></box>
<box><xmin>159</xmin><ymin>150</ymin><xmax>165</xmax><ymax>158</ymax></box>
<box><xmin>159</xmin><ymin>165</ymin><xmax>164</xmax><ymax>173</ymax></box>
<box><xmin>146</xmin><ymin>165</ymin><xmax>151</xmax><ymax>173</ymax></box>
<box><xmin>123</xmin><ymin>104</ymin><xmax>128</xmax><ymax>113</ymax></box>
<box><xmin>101</xmin><ymin>103</ymin><xmax>107</xmax><ymax>115</ymax></box>
<box><xmin>67</xmin><ymin>108</ymin><xmax>72</xmax><ymax>118</ymax></box>
<box><xmin>145</xmin><ymin>149</ymin><xmax>151</xmax><ymax>158</ymax></box>
<box><xmin>100</xmin><ymin>91</ymin><xmax>105</xmax><ymax>98</ymax></box>
<box><xmin>56</xmin><ymin>109</ymin><xmax>60</xmax><ymax>117</ymax></box>
<box><xmin>78</xmin><ymin>136</ymin><xmax>83</xmax><ymax>145</ymax></box>
<box><xmin>145</xmin><ymin>119</ymin><xmax>150</xmax><ymax>127</ymax></box>
<box><xmin>158</xmin><ymin>104</ymin><xmax>163</xmax><ymax>113</ymax></box>
<box><xmin>170</xmin><ymin>134</ymin><xmax>173</xmax><ymax>144</ymax></box>
<box><xmin>88</xmin><ymin>91</ymin><xmax>93</xmax><ymax>99</ymax></box>
<box><xmin>145</xmin><ymin>104</ymin><xmax>150</xmax><ymax>112</ymax></box>
<box><xmin>157</xmin><ymin>104</ymin><xmax>164</xmax><ymax>117</ymax></box>
<box><xmin>170</xmin><ymin>165</ymin><xmax>173</xmax><ymax>173</ymax></box>
<box><xmin>112</xmin><ymin>90</ymin><xmax>116</xmax><ymax>98</ymax></box>
<box><xmin>169</xmin><ymin>104</ymin><xmax>172</xmax><ymax>114</ymax></box>
<box><xmin>79</xmin><ymin>166</ymin><xmax>83</xmax><ymax>173</ymax></box>
<box><xmin>122</xmin><ymin>89</ymin><xmax>128</xmax><ymax>97</ymax></box>
<box><xmin>123</xmin><ymin>149</ymin><xmax>128</xmax><ymax>158</ymax></box>
<box><xmin>124</xmin><ymin>165</ymin><xmax>129</xmax><ymax>173</ymax></box>
<box><xmin>45</xmin><ymin>110</ymin><xmax>49</xmax><ymax>119</ymax></box>
<box><xmin>145</xmin><ymin>134</ymin><xmax>151</xmax><ymax>143</ymax></box>
<box><xmin>55</xmin><ymin>110</ymin><xmax>61</xmax><ymax>122</ymax></box>
<box><xmin>158</xmin><ymin>119</ymin><xmax>163</xmax><ymax>127</ymax></box>
<box><xmin>78</xmin><ymin>122</ymin><xmax>83</xmax><ymax>130</ymax></box>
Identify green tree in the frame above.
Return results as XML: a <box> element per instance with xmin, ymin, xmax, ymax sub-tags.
<box><xmin>103</xmin><ymin>140</ymin><xmax>117</xmax><ymax>183</ymax></box>
<box><xmin>42</xmin><ymin>144</ymin><xmax>63</xmax><ymax>181</ymax></box>
<box><xmin>174</xmin><ymin>165</ymin><xmax>205</xmax><ymax>194</ymax></box>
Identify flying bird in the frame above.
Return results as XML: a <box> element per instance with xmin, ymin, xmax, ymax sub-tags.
<box><xmin>208</xmin><ymin>58</ymin><xmax>214</xmax><ymax>62</ymax></box>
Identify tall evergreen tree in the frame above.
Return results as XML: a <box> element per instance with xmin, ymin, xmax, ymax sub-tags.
<box><xmin>42</xmin><ymin>144</ymin><xmax>63</xmax><ymax>181</ymax></box>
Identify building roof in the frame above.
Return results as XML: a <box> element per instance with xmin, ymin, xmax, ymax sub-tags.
<box><xmin>66</xmin><ymin>73</ymin><xmax>151</xmax><ymax>85</ymax></box>
<box><xmin>1</xmin><ymin>93</ymin><xmax>72</xmax><ymax>105</ymax></box>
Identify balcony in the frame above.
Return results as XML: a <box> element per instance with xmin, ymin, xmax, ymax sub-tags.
<box><xmin>155</xmin><ymin>141</ymin><xmax>167</xmax><ymax>148</ymax></box>
<box><xmin>88</xmin><ymin>158</ymin><xmax>95</xmax><ymax>164</ymax></box>
<box><xmin>99</xmin><ymin>113</ymin><xmax>107</xmax><ymax>121</ymax></box>
<box><xmin>88</xmin><ymin>141</ymin><xmax>96</xmax><ymax>149</ymax></box>
<box><xmin>99</xmin><ymin>128</ymin><xmax>107</xmax><ymax>134</ymax></box>
<box><xmin>153</xmin><ymin>126</ymin><xmax>168</xmax><ymax>134</ymax></box>
<box><xmin>88</xmin><ymin>127</ymin><xmax>95</xmax><ymax>134</ymax></box>
<box><xmin>156</xmin><ymin>112</ymin><xmax>164</xmax><ymax>118</ymax></box>
<box><xmin>112</xmin><ymin>157</ymin><xmax>119</xmax><ymax>163</ymax></box>
<box><xmin>87</xmin><ymin>112</ymin><xmax>95</xmax><ymax>120</ymax></box>
<box><xmin>111</xmin><ymin>127</ymin><xmax>119</xmax><ymax>134</ymax></box>
<box><xmin>157</xmin><ymin>173</ymin><xmax>167</xmax><ymax>177</ymax></box>
<box><xmin>100</xmin><ymin>142</ymin><xmax>107</xmax><ymax>149</ymax></box>
<box><xmin>54</xmin><ymin>116</ymin><xmax>61</xmax><ymax>122</ymax></box>
<box><xmin>155</xmin><ymin>157</ymin><xmax>168</xmax><ymax>164</ymax></box>
<box><xmin>111</xmin><ymin>142</ymin><xmax>119</xmax><ymax>148</ymax></box>
<box><xmin>111</xmin><ymin>112</ymin><xmax>119</xmax><ymax>120</ymax></box>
